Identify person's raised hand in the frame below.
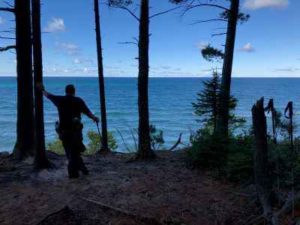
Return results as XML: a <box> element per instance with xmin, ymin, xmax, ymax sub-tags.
<box><xmin>36</xmin><ymin>82</ymin><xmax>45</xmax><ymax>91</ymax></box>
<box><xmin>93</xmin><ymin>116</ymin><xmax>100</xmax><ymax>124</ymax></box>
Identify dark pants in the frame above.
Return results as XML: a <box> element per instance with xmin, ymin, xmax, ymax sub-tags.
<box><xmin>60</xmin><ymin>128</ymin><xmax>87</xmax><ymax>178</ymax></box>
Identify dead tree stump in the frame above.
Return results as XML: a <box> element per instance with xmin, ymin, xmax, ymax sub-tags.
<box><xmin>252</xmin><ymin>98</ymin><xmax>274</xmax><ymax>223</ymax></box>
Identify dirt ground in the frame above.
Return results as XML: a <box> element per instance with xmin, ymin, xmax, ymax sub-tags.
<box><xmin>0</xmin><ymin>151</ymin><xmax>257</xmax><ymax>225</ymax></box>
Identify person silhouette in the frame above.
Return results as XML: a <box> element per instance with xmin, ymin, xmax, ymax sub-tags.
<box><xmin>39</xmin><ymin>83</ymin><xmax>99</xmax><ymax>178</ymax></box>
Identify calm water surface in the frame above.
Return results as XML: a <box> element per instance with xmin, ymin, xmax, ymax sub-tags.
<box><xmin>1</xmin><ymin>77</ymin><xmax>300</xmax><ymax>152</ymax></box>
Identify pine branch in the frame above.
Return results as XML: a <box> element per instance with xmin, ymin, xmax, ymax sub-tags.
<box><xmin>0</xmin><ymin>7</ymin><xmax>15</xmax><ymax>13</ymax></box>
<box><xmin>150</xmin><ymin>6</ymin><xmax>181</xmax><ymax>19</ymax></box>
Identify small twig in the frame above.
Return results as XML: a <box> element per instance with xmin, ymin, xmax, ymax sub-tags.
<box><xmin>118</xmin><ymin>41</ymin><xmax>138</xmax><ymax>46</ymax></box>
<box><xmin>37</xmin><ymin>206</ymin><xmax>72</xmax><ymax>224</ymax></box>
<box><xmin>116</xmin><ymin>129</ymin><xmax>131</xmax><ymax>152</ymax></box>
<box><xmin>168</xmin><ymin>133</ymin><xmax>183</xmax><ymax>151</ymax></box>
<box><xmin>0</xmin><ymin>36</ymin><xmax>15</xmax><ymax>40</ymax></box>
<box><xmin>0</xmin><ymin>30</ymin><xmax>15</xmax><ymax>33</ymax></box>
<box><xmin>110</xmin><ymin>5</ymin><xmax>140</xmax><ymax>21</ymax></box>
<box><xmin>274</xmin><ymin>191</ymin><xmax>300</xmax><ymax>218</ymax></box>
<box><xmin>211</xmin><ymin>32</ymin><xmax>227</xmax><ymax>37</ymax></box>
<box><xmin>3</xmin><ymin>1</ymin><xmax>13</xmax><ymax>8</ymax></box>
<box><xmin>81</xmin><ymin>197</ymin><xmax>161</xmax><ymax>225</ymax></box>
<box><xmin>130</xmin><ymin>129</ymin><xmax>138</xmax><ymax>152</ymax></box>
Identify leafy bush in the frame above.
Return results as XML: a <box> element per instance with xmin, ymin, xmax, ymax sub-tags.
<box><xmin>187</xmin><ymin>127</ymin><xmax>254</xmax><ymax>181</ymax></box>
<box><xmin>187</xmin><ymin>128</ymin><xmax>228</xmax><ymax>172</ymax></box>
<box><xmin>86</xmin><ymin>131</ymin><xmax>118</xmax><ymax>154</ymax></box>
<box><xmin>226</xmin><ymin>133</ymin><xmax>253</xmax><ymax>182</ymax></box>
<box><xmin>47</xmin><ymin>139</ymin><xmax>65</xmax><ymax>155</ymax></box>
<box><xmin>150</xmin><ymin>125</ymin><xmax>165</xmax><ymax>150</ymax></box>
<box><xmin>47</xmin><ymin>130</ymin><xmax>118</xmax><ymax>155</ymax></box>
<box><xmin>187</xmin><ymin>124</ymin><xmax>300</xmax><ymax>186</ymax></box>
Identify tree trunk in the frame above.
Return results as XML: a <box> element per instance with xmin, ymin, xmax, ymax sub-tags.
<box><xmin>216</xmin><ymin>0</ymin><xmax>239</xmax><ymax>137</ymax></box>
<box><xmin>13</xmin><ymin>0</ymin><xmax>35</xmax><ymax>160</ymax></box>
<box><xmin>94</xmin><ymin>0</ymin><xmax>109</xmax><ymax>153</ymax></box>
<box><xmin>136</xmin><ymin>0</ymin><xmax>155</xmax><ymax>160</ymax></box>
<box><xmin>252</xmin><ymin>98</ymin><xmax>274</xmax><ymax>224</ymax></box>
<box><xmin>32</xmin><ymin>0</ymin><xmax>51</xmax><ymax>169</ymax></box>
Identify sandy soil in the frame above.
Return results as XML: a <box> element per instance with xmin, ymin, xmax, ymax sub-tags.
<box><xmin>0</xmin><ymin>151</ymin><xmax>256</xmax><ymax>225</ymax></box>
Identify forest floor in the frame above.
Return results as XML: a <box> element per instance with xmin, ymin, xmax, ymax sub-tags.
<box><xmin>0</xmin><ymin>150</ymin><xmax>261</xmax><ymax>225</ymax></box>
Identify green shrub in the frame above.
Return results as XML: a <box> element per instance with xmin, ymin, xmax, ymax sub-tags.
<box><xmin>85</xmin><ymin>131</ymin><xmax>118</xmax><ymax>154</ymax></box>
<box><xmin>187</xmin><ymin>128</ymin><xmax>254</xmax><ymax>181</ymax></box>
<box><xmin>150</xmin><ymin>125</ymin><xmax>165</xmax><ymax>150</ymax></box>
<box><xmin>47</xmin><ymin>138</ymin><xmax>65</xmax><ymax>155</ymax></box>
<box><xmin>47</xmin><ymin>130</ymin><xmax>118</xmax><ymax>155</ymax></box>
<box><xmin>187</xmin><ymin>128</ymin><xmax>228</xmax><ymax>172</ymax></box>
<box><xmin>226</xmin><ymin>134</ymin><xmax>253</xmax><ymax>182</ymax></box>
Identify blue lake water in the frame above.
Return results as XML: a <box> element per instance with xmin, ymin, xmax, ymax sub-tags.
<box><xmin>1</xmin><ymin>77</ymin><xmax>300</xmax><ymax>152</ymax></box>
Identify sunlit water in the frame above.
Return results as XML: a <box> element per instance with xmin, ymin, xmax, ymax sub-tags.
<box><xmin>1</xmin><ymin>77</ymin><xmax>300</xmax><ymax>152</ymax></box>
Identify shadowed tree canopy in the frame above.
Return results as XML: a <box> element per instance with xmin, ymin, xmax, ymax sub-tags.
<box><xmin>201</xmin><ymin>45</ymin><xmax>224</xmax><ymax>62</ymax></box>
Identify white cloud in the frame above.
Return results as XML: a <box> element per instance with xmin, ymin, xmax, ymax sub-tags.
<box><xmin>44</xmin><ymin>18</ymin><xmax>66</xmax><ymax>33</ymax></box>
<box><xmin>73</xmin><ymin>57</ymin><xmax>95</xmax><ymax>65</ymax></box>
<box><xmin>244</xmin><ymin>0</ymin><xmax>289</xmax><ymax>10</ymax></box>
<box><xmin>239</xmin><ymin>43</ymin><xmax>255</xmax><ymax>52</ymax></box>
<box><xmin>73</xmin><ymin>58</ymin><xmax>81</xmax><ymax>64</ymax></box>
<box><xmin>274</xmin><ymin>67</ymin><xmax>300</xmax><ymax>72</ymax></box>
<box><xmin>56</xmin><ymin>42</ymin><xmax>80</xmax><ymax>55</ymax></box>
<box><xmin>0</xmin><ymin>17</ymin><xmax>5</xmax><ymax>25</ymax></box>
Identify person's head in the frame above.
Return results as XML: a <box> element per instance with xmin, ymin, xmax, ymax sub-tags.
<box><xmin>65</xmin><ymin>84</ymin><xmax>75</xmax><ymax>96</ymax></box>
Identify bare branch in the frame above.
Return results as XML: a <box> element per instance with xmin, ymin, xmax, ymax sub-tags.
<box><xmin>182</xmin><ymin>3</ymin><xmax>229</xmax><ymax>17</ymax></box>
<box><xmin>150</xmin><ymin>6</ymin><xmax>181</xmax><ymax>19</ymax></box>
<box><xmin>211</xmin><ymin>32</ymin><xmax>227</xmax><ymax>37</ymax></box>
<box><xmin>110</xmin><ymin>5</ymin><xmax>139</xmax><ymax>21</ymax></box>
<box><xmin>0</xmin><ymin>35</ymin><xmax>15</xmax><ymax>40</ymax></box>
<box><xmin>3</xmin><ymin>1</ymin><xmax>13</xmax><ymax>8</ymax></box>
<box><xmin>190</xmin><ymin>18</ymin><xmax>227</xmax><ymax>25</ymax></box>
<box><xmin>0</xmin><ymin>45</ymin><xmax>16</xmax><ymax>52</ymax></box>
<box><xmin>0</xmin><ymin>7</ymin><xmax>15</xmax><ymax>13</ymax></box>
<box><xmin>118</xmin><ymin>41</ymin><xmax>138</xmax><ymax>46</ymax></box>
<box><xmin>274</xmin><ymin>192</ymin><xmax>300</xmax><ymax>218</ymax></box>
<box><xmin>0</xmin><ymin>30</ymin><xmax>15</xmax><ymax>34</ymax></box>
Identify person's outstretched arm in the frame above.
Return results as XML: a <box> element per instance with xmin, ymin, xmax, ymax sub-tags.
<box><xmin>80</xmin><ymin>98</ymin><xmax>99</xmax><ymax>123</ymax></box>
<box><xmin>37</xmin><ymin>83</ymin><xmax>61</xmax><ymax>106</ymax></box>
<box><xmin>37</xmin><ymin>83</ymin><xmax>52</xmax><ymax>98</ymax></box>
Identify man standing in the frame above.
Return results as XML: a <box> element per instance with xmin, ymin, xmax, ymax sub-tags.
<box><xmin>40</xmin><ymin>84</ymin><xmax>99</xmax><ymax>178</ymax></box>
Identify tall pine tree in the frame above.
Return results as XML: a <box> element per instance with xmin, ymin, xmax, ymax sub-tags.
<box><xmin>13</xmin><ymin>0</ymin><xmax>35</xmax><ymax>160</ymax></box>
<box><xmin>94</xmin><ymin>0</ymin><xmax>109</xmax><ymax>153</ymax></box>
<box><xmin>109</xmin><ymin>0</ymin><xmax>179</xmax><ymax>159</ymax></box>
<box><xmin>32</xmin><ymin>0</ymin><xmax>51</xmax><ymax>168</ymax></box>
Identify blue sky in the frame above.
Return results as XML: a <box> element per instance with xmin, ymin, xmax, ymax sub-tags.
<box><xmin>0</xmin><ymin>0</ymin><xmax>299</xmax><ymax>77</ymax></box>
